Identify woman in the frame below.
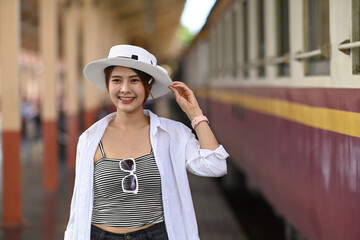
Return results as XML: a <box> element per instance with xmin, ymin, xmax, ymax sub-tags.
<box><xmin>64</xmin><ymin>45</ymin><xmax>229</xmax><ymax>240</ymax></box>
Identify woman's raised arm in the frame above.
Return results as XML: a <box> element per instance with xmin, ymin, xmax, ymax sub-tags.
<box><xmin>169</xmin><ymin>81</ymin><xmax>219</xmax><ymax>151</ymax></box>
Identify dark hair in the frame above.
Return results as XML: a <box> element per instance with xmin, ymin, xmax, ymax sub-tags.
<box><xmin>104</xmin><ymin>66</ymin><xmax>154</xmax><ymax>102</ymax></box>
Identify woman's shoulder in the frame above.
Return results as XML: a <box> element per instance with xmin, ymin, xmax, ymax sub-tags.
<box><xmin>76</xmin><ymin>131</ymin><xmax>88</xmax><ymax>150</ymax></box>
<box><xmin>76</xmin><ymin>113</ymin><xmax>116</xmax><ymax>147</ymax></box>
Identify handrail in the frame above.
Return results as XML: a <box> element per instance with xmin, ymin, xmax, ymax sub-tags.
<box><xmin>237</xmin><ymin>55</ymin><xmax>290</xmax><ymax>70</ymax></box>
<box><xmin>294</xmin><ymin>43</ymin><xmax>331</xmax><ymax>60</ymax></box>
<box><xmin>294</xmin><ymin>49</ymin><xmax>322</xmax><ymax>60</ymax></box>
<box><xmin>338</xmin><ymin>41</ymin><xmax>360</xmax><ymax>50</ymax></box>
<box><xmin>338</xmin><ymin>40</ymin><xmax>360</xmax><ymax>55</ymax></box>
<box><xmin>242</xmin><ymin>59</ymin><xmax>265</xmax><ymax>68</ymax></box>
<box><xmin>267</xmin><ymin>53</ymin><xmax>290</xmax><ymax>65</ymax></box>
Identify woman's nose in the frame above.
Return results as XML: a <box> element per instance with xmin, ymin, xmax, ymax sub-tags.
<box><xmin>120</xmin><ymin>81</ymin><xmax>130</xmax><ymax>93</ymax></box>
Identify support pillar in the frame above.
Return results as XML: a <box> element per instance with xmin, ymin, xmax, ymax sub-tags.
<box><xmin>83</xmin><ymin>0</ymin><xmax>103</xmax><ymax>129</ymax></box>
<box><xmin>64</xmin><ymin>3</ymin><xmax>80</xmax><ymax>170</ymax></box>
<box><xmin>0</xmin><ymin>0</ymin><xmax>22</xmax><ymax>227</ymax></box>
<box><xmin>40</xmin><ymin>0</ymin><xmax>58</xmax><ymax>191</ymax></box>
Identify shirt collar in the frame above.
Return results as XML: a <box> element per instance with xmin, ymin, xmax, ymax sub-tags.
<box><xmin>144</xmin><ymin>109</ymin><xmax>167</xmax><ymax>136</ymax></box>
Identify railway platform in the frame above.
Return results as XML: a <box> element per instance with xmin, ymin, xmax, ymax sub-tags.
<box><xmin>0</xmin><ymin>125</ymin><xmax>247</xmax><ymax>240</ymax></box>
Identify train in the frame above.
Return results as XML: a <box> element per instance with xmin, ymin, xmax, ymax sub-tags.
<box><xmin>181</xmin><ymin>0</ymin><xmax>360</xmax><ymax>239</ymax></box>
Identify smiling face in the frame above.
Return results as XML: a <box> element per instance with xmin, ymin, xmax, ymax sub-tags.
<box><xmin>107</xmin><ymin>66</ymin><xmax>146</xmax><ymax>114</ymax></box>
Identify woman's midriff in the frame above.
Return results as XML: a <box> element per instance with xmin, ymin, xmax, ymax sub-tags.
<box><xmin>91</xmin><ymin>223</ymin><xmax>154</xmax><ymax>234</ymax></box>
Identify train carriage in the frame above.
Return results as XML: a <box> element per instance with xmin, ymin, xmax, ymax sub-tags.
<box><xmin>182</xmin><ymin>0</ymin><xmax>360</xmax><ymax>239</ymax></box>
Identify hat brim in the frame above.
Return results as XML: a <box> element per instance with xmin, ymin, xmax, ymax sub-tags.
<box><xmin>83</xmin><ymin>57</ymin><xmax>173</xmax><ymax>100</ymax></box>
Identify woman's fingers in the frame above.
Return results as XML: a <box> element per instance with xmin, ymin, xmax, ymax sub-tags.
<box><xmin>169</xmin><ymin>82</ymin><xmax>198</xmax><ymax>107</ymax></box>
<box><xmin>169</xmin><ymin>86</ymin><xmax>181</xmax><ymax>100</ymax></box>
<box><xmin>169</xmin><ymin>82</ymin><xmax>202</xmax><ymax>119</ymax></box>
<box><xmin>171</xmin><ymin>82</ymin><xmax>195</xmax><ymax>99</ymax></box>
<box><xmin>172</xmin><ymin>81</ymin><xmax>191</xmax><ymax>93</ymax></box>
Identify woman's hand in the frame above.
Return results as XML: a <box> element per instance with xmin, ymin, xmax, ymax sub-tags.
<box><xmin>169</xmin><ymin>81</ymin><xmax>203</xmax><ymax>120</ymax></box>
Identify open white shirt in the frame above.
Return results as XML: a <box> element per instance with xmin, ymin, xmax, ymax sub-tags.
<box><xmin>64</xmin><ymin>110</ymin><xmax>229</xmax><ymax>240</ymax></box>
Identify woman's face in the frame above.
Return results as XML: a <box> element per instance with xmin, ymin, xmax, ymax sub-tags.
<box><xmin>108</xmin><ymin>66</ymin><xmax>146</xmax><ymax>114</ymax></box>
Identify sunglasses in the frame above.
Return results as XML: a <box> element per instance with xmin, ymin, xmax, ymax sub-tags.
<box><xmin>119</xmin><ymin>158</ymin><xmax>138</xmax><ymax>194</ymax></box>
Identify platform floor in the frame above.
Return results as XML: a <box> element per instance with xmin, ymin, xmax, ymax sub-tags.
<box><xmin>0</xmin><ymin>135</ymin><xmax>246</xmax><ymax>240</ymax></box>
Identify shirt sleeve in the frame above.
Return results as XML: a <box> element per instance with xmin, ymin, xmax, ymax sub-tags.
<box><xmin>183</xmin><ymin>126</ymin><xmax>229</xmax><ymax>177</ymax></box>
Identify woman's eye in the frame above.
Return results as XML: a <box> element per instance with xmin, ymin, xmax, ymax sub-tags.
<box><xmin>112</xmin><ymin>79</ymin><xmax>121</xmax><ymax>83</ymax></box>
<box><xmin>131</xmin><ymin>78</ymin><xmax>140</xmax><ymax>83</ymax></box>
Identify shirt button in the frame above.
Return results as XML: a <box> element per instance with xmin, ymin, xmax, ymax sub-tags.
<box><xmin>126</xmin><ymin>235</ymin><xmax>132</xmax><ymax>240</ymax></box>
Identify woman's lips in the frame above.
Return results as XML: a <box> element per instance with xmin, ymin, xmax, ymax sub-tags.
<box><xmin>118</xmin><ymin>96</ymin><xmax>136</xmax><ymax>104</ymax></box>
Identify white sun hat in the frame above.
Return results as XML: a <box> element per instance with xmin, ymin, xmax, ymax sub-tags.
<box><xmin>83</xmin><ymin>44</ymin><xmax>173</xmax><ymax>100</ymax></box>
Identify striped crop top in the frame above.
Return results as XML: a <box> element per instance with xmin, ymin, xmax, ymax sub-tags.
<box><xmin>91</xmin><ymin>141</ymin><xmax>164</xmax><ymax>227</ymax></box>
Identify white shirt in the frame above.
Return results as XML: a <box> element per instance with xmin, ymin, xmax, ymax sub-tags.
<box><xmin>64</xmin><ymin>110</ymin><xmax>229</xmax><ymax>240</ymax></box>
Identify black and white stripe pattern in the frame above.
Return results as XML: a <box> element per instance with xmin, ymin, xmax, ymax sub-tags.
<box><xmin>91</xmin><ymin>141</ymin><xmax>164</xmax><ymax>227</ymax></box>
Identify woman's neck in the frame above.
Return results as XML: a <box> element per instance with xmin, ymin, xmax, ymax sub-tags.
<box><xmin>111</xmin><ymin>108</ymin><xmax>149</xmax><ymax>130</ymax></box>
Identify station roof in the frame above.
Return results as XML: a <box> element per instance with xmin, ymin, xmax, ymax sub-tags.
<box><xmin>21</xmin><ymin>0</ymin><xmax>186</xmax><ymax>62</ymax></box>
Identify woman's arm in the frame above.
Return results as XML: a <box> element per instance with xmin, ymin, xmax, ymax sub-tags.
<box><xmin>169</xmin><ymin>81</ymin><xmax>218</xmax><ymax>150</ymax></box>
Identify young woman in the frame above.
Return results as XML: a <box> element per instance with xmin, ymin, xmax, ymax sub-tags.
<box><xmin>64</xmin><ymin>45</ymin><xmax>229</xmax><ymax>240</ymax></box>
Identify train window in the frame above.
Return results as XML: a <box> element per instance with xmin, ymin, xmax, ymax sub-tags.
<box><xmin>224</xmin><ymin>14</ymin><xmax>233</xmax><ymax>77</ymax></box>
<box><xmin>276</xmin><ymin>0</ymin><xmax>290</xmax><ymax>76</ymax></box>
<box><xmin>243</xmin><ymin>1</ymin><xmax>249</xmax><ymax>78</ymax></box>
<box><xmin>215</xmin><ymin>23</ymin><xmax>222</xmax><ymax>77</ymax></box>
<box><xmin>219</xmin><ymin>21</ymin><xmax>225</xmax><ymax>77</ymax></box>
<box><xmin>210</xmin><ymin>28</ymin><xmax>217</xmax><ymax>79</ymax></box>
<box><xmin>258</xmin><ymin>0</ymin><xmax>265</xmax><ymax>77</ymax></box>
<box><xmin>221</xmin><ymin>18</ymin><xmax>227</xmax><ymax>78</ymax></box>
<box><xmin>303</xmin><ymin>0</ymin><xmax>330</xmax><ymax>75</ymax></box>
<box><xmin>353</xmin><ymin>0</ymin><xmax>360</xmax><ymax>74</ymax></box>
<box><xmin>231</xmin><ymin>9</ymin><xmax>238</xmax><ymax>78</ymax></box>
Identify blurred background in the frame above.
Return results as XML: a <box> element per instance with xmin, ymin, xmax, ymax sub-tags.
<box><xmin>1</xmin><ymin>0</ymin><xmax>360</xmax><ymax>240</ymax></box>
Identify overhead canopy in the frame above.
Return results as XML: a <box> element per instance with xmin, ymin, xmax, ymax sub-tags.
<box><xmin>20</xmin><ymin>0</ymin><xmax>186</xmax><ymax>62</ymax></box>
